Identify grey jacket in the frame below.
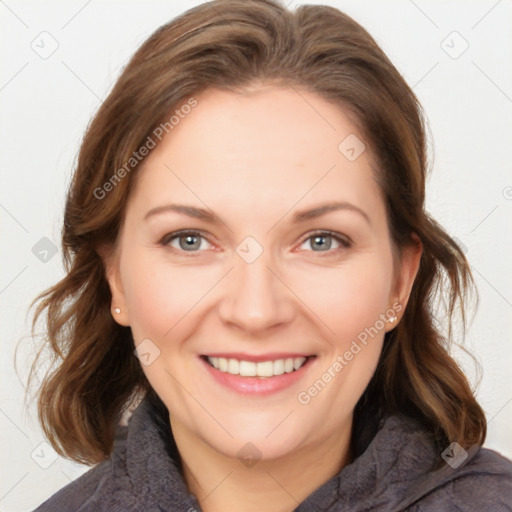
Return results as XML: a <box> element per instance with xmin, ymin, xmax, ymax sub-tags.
<box><xmin>34</xmin><ymin>395</ymin><xmax>512</xmax><ymax>511</ymax></box>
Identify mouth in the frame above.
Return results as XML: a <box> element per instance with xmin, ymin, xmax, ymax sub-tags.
<box><xmin>203</xmin><ymin>355</ymin><xmax>309</xmax><ymax>378</ymax></box>
<box><xmin>199</xmin><ymin>353</ymin><xmax>316</xmax><ymax>395</ymax></box>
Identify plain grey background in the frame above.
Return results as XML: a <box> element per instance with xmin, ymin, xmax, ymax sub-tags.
<box><xmin>1</xmin><ymin>0</ymin><xmax>511</xmax><ymax>510</ymax></box>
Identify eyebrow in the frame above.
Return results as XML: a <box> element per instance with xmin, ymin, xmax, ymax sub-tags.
<box><xmin>144</xmin><ymin>201</ymin><xmax>370</xmax><ymax>225</ymax></box>
<box><xmin>291</xmin><ymin>201</ymin><xmax>370</xmax><ymax>225</ymax></box>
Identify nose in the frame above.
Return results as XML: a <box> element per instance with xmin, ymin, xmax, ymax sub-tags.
<box><xmin>217</xmin><ymin>249</ymin><xmax>296</xmax><ymax>334</ymax></box>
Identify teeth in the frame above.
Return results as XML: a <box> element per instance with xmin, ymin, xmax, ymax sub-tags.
<box><xmin>207</xmin><ymin>356</ymin><xmax>307</xmax><ymax>377</ymax></box>
<box><xmin>293</xmin><ymin>357</ymin><xmax>305</xmax><ymax>370</ymax></box>
<box><xmin>227</xmin><ymin>359</ymin><xmax>239</xmax><ymax>375</ymax></box>
<box><xmin>272</xmin><ymin>359</ymin><xmax>285</xmax><ymax>376</ymax></box>
<box><xmin>239</xmin><ymin>360</ymin><xmax>256</xmax><ymax>377</ymax></box>
<box><xmin>256</xmin><ymin>361</ymin><xmax>273</xmax><ymax>377</ymax></box>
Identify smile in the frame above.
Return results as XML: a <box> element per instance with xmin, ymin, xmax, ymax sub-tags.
<box><xmin>206</xmin><ymin>356</ymin><xmax>308</xmax><ymax>378</ymax></box>
<box><xmin>200</xmin><ymin>353</ymin><xmax>315</xmax><ymax>395</ymax></box>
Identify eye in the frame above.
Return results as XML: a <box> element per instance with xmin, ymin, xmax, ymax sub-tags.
<box><xmin>299</xmin><ymin>231</ymin><xmax>351</xmax><ymax>253</ymax></box>
<box><xmin>160</xmin><ymin>230</ymin><xmax>351</xmax><ymax>255</ymax></box>
<box><xmin>161</xmin><ymin>230</ymin><xmax>211</xmax><ymax>252</ymax></box>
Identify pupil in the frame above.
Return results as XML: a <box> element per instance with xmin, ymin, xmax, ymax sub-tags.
<box><xmin>313</xmin><ymin>235</ymin><xmax>331</xmax><ymax>251</ymax></box>
<box><xmin>180</xmin><ymin>235</ymin><xmax>200</xmax><ymax>250</ymax></box>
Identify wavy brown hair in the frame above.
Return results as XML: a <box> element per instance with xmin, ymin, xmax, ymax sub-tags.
<box><xmin>26</xmin><ymin>0</ymin><xmax>486</xmax><ymax>465</ymax></box>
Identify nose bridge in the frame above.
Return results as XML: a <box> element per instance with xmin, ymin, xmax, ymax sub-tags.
<box><xmin>218</xmin><ymin>241</ymin><xmax>295</xmax><ymax>332</ymax></box>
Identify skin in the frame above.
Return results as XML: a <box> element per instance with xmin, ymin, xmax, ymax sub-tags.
<box><xmin>103</xmin><ymin>85</ymin><xmax>422</xmax><ymax>512</ymax></box>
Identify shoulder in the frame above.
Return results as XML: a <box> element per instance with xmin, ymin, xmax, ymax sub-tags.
<box><xmin>31</xmin><ymin>393</ymin><xmax>198</xmax><ymax>512</ymax></box>
<box><xmin>410</xmin><ymin>447</ymin><xmax>512</xmax><ymax>512</ymax></box>
<box><xmin>32</xmin><ymin>460</ymin><xmax>115</xmax><ymax>511</ymax></box>
<box><xmin>341</xmin><ymin>413</ymin><xmax>512</xmax><ymax>512</ymax></box>
<box><xmin>32</xmin><ymin>426</ymin><xmax>133</xmax><ymax>512</ymax></box>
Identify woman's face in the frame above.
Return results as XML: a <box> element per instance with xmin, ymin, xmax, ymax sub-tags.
<box><xmin>106</xmin><ymin>86</ymin><xmax>420</xmax><ymax>461</ymax></box>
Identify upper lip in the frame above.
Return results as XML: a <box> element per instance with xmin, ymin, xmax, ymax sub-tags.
<box><xmin>202</xmin><ymin>352</ymin><xmax>314</xmax><ymax>362</ymax></box>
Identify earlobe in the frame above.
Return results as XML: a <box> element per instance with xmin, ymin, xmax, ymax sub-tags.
<box><xmin>111</xmin><ymin>305</ymin><xmax>129</xmax><ymax>326</ymax></box>
<box><xmin>393</xmin><ymin>234</ymin><xmax>423</xmax><ymax>316</ymax></box>
<box><xmin>98</xmin><ymin>245</ymin><xmax>131</xmax><ymax>327</ymax></box>
<box><xmin>107</xmin><ymin>268</ymin><xmax>131</xmax><ymax>327</ymax></box>
<box><xmin>384</xmin><ymin>299</ymin><xmax>402</xmax><ymax>333</ymax></box>
<box><xmin>384</xmin><ymin>235</ymin><xmax>422</xmax><ymax>332</ymax></box>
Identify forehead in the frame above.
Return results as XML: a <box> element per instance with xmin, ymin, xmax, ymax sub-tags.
<box><xmin>130</xmin><ymin>86</ymin><xmax>383</xmax><ymax>222</ymax></box>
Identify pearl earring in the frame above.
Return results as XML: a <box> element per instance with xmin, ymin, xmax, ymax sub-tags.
<box><xmin>114</xmin><ymin>307</ymin><xmax>121</xmax><ymax>314</ymax></box>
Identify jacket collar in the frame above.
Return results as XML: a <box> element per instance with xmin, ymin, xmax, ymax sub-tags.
<box><xmin>121</xmin><ymin>393</ymin><xmax>484</xmax><ymax>511</ymax></box>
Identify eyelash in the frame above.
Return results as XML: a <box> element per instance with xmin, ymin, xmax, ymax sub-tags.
<box><xmin>159</xmin><ymin>230</ymin><xmax>352</xmax><ymax>256</ymax></box>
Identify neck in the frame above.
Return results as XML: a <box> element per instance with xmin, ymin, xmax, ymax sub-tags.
<box><xmin>170</xmin><ymin>417</ymin><xmax>353</xmax><ymax>512</ymax></box>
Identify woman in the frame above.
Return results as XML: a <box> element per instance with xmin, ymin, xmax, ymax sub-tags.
<box><xmin>30</xmin><ymin>0</ymin><xmax>512</xmax><ymax>510</ymax></box>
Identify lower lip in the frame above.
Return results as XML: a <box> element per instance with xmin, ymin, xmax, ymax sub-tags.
<box><xmin>200</xmin><ymin>357</ymin><xmax>314</xmax><ymax>395</ymax></box>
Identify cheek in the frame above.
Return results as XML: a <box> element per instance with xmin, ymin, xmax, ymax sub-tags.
<box><xmin>120</xmin><ymin>251</ymin><xmax>219</xmax><ymax>341</ymax></box>
<box><xmin>291</xmin><ymin>255</ymin><xmax>393</xmax><ymax>421</ymax></box>
<box><xmin>288</xmin><ymin>256</ymin><xmax>393</xmax><ymax>349</ymax></box>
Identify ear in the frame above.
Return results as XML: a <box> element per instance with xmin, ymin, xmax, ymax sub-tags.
<box><xmin>97</xmin><ymin>244</ymin><xmax>131</xmax><ymax>327</ymax></box>
<box><xmin>388</xmin><ymin>233</ymin><xmax>422</xmax><ymax>328</ymax></box>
